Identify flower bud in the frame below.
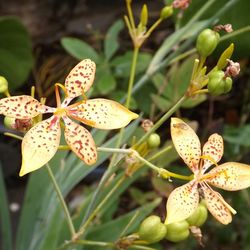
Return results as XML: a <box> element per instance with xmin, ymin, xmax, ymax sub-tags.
<box><xmin>140</xmin><ymin>4</ymin><xmax>148</xmax><ymax>27</ymax></box>
<box><xmin>4</xmin><ymin>116</ymin><xmax>16</xmax><ymax>130</ymax></box>
<box><xmin>147</xmin><ymin>133</ymin><xmax>161</xmax><ymax>148</ymax></box>
<box><xmin>186</xmin><ymin>203</ymin><xmax>208</xmax><ymax>227</ymax></box>
<box><xmin>138</xmin><ymin>215</ymin><xmax>167</xmax><ymax>243</ymax></box>
<box><xmin>165</xmin><ymin>220</ymin><xmax>190</xmax><ymax>242</ymax></box>
<box><xmin>0</xmin><ymin>76</ymin><xmax>8</xmax><ymax>93</ymax></box>
<box><xmin>160</xmin><ymin>6</ymin><xmax>173</xmax><ymax>19</ymax></box>
<box><xmin>208</xmin><ymin>70</ymin><xmax>233</xmax><ymax>96</ymax></box>
<box><xmin>196</xmin><ymin>29</ymin><xmax>220</xmax><ymax>57</ymax></box>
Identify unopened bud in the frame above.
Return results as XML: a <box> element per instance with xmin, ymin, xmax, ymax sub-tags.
<box><xmin>172</xmin><ymin>0</ymin><xmax>191</xmax><ymax>10</ymax></box>
<box><xmin>196</xmin><ymin>29</ymin><xmax>220</xmax><ymax>57</ymax></box>
<box><xmin>141</xmin><ymin>119</ymin><xmax>153</xmax><ymax>132</ymax></box>
<box><xmin>214</xmin><ymin>24</ymin><xmax>233</xmax><ymax>33</ymax></box>
<box><xmin>225</xmin><ymin>59</ymin><xmax>240</xmax><ymax>77</ymax></box>
<box><xmin>0</xmin><ymin>76</ymin><xmax>8</xmax><ymax>93</ymax></box>
<box><xmin>160</xmin><ymin>6</ymin><xmax>173</xmax><ymax>19</ymax></box>
<box><xmin>4</xmin><ymin>116</ymin><xmax>16</xmax><ymax>130</ymax></box>
<box><xmin>208</xmin><ymin>70</ymin><xmax>233</xmax><ymax>96</ymax></box>
<box><xmin>140</xmin><ymin>4</ymin><xmax>148</xmax><ymax>27</ymax></box>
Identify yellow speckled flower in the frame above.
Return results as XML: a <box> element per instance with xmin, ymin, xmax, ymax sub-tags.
<box><xmin>0</xmin><ymin>59</ymin><xmax>138</xmax><ymax>176</ymax></box>
<box><xmin>165</xmin><ymin>118</ymin><xmax>250</xmax><ymax>225</ymax></box>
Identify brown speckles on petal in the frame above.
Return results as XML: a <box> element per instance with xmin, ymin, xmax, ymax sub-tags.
<box><xmin>0</xmin><ymin>95</ymin><xmax>46</xmax><ymax>119</ymax></box>
<box><xmin>20</xmin><ymin>116</ymin><xmax>61</xmax><ymax>176</ymax></box>
<box><xmin>63</xmin><ymin>116</ymin><xmax>97</xmax><ymax>165</ymax></box>
<box><xmin>65</xmin><ymin>59</ymin><xmax>96</xmax><ymax>98</ymax></box>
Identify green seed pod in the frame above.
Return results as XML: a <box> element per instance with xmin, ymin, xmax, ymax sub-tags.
<box><xmin>186</xmin><ymin>203</ymin><xmax>208</xmax><ymax>227</ymax></box>
<box><xmin>140</xmin><ymin>4</ymin><xmax>148</xmax><ymax>27</ymax></box>
<box><xmin>0</xmin><ymin>76</ymin><xmax>8</xmax><ymax>93</ymax></box>
<box><xmin>4</xmin><ymin>116</ymin><xmax>16</xmax><ymax>130</ymax></box>
<box><xmin>196</xmin><ymin>29</ymin><xmax>220</xmax><ymax>57</ymax></box>
<box><xmin>165</xmin><ymin>220</ymin><xmax>190</xmax><ymax>242</ymax></box>
<box><xmin>208</xmin><ymin>70</ymin><xmax>233</xmax><ymax>96</ymax></box>
<box><xmin>138</xmin><ymin>215</ymin><xmax>167</xmax><ymax>243</ymax></box>
<box><xmin>147</xmin><ymin>133</ymin><xmax>161</xmax><ymax>148</ymax></box>
<box><xmin>160</xmin><ymin>6</ymin><xmax>173</xmax><ymax>19</ymax></box>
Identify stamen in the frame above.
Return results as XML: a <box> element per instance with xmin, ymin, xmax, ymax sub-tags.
<box><xmin>200</xmin><ymin>155</ymin><xmax>219</xmax><ymax>167</ymax></box>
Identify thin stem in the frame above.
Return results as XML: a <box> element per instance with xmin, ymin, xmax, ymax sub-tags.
<box><xmin>133</xmin><ymin>150</ymin><xmax>192</xmax><ymax>181</ymax></box>
<box><xmin>4</xmin><ymin>90</ymin><xmax>10</xmax><ymax>97</ymax></box>
<box><xmin>75</xmin><ymin>239</ymin><xmax>114</xmax><ymax>248</ymax></box>
<box><xmin>126</xmin><ymin>46</ymin><xmax>139</xmax><ymax>108</ymax></box>
<box><xmin>4</xmin><ymin>133</ymin><xmax>23</xmax><ymax>141</ymax></box>
<box><xmin>126</xmin><ymin>0</ymin><xmax>136</xmax><ymax>30</ymax></box>
<box><xmin>144</xmin><ymin>18</ymin><xmax>162</xmax><ymax>38</ymax></box>
<box><xmin>147</xmin><ymin>145</ymin><xmax>172</xmax><ymax>162</ymax></box>
<box><xmin>45</xmin><ymin>164</ymin><xmax>76</xmax><ymax>237</ymax></box>
<box><xmin>76</xmin><ymin>176</ymin><xmax>125</xmax><ymax>238</ymax></box>
<box><xmin>136</xmin><ymin>95</ymin><xmax>187</xmax><ymax>146</ymax></box>
<box><xmin>220</xmin><ymin>25</ymin><xmax>250</xmax><ymax>42</ymax></box>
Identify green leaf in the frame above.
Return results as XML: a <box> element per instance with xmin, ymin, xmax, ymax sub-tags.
<box><xmin>96</xmin><ymin>72</ymin><xmax>116</xmax><ymax>95</ymax></box>
<box><xmin>0</xmin><ymin>164</ymin><xmax>12</xmax><ymax>250</ymax></box>
<box><xmin>61</xmin><ymin>37</ymin><xmax>100</xmax><ymax>62</ymax></box>
<box><xmin>112</xmin><ymin>51</ymin><xmax>152</xmax><ymax>78</ymax></box>
<box><xmin>0</xmin><ymin>17</ymin><xmax>33</xmax><ymax>90</ymax></box>
<box><xmin>223</xmin><ymin>125</ymin><xmax>250</xmax><ymax>147</ymax></box>
<box><xmin>104</xmin><ymin>19</ymin><xmax>124</xmax><ymax>61</ymax></box>
<box><xmin>151</xmin><ymin>94</ymin><xmax>172</xmax><ymax>112</ymax></box>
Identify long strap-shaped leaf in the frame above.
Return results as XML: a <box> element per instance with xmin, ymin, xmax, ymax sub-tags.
<box><xmin>0</xmin><ymin>165</ymin><xmax>12</xmax><ymax>250</ymax></box>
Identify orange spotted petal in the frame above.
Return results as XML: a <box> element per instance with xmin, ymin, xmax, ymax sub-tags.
<box><xmin>165</xmin><ymin>180</ymin><xmax>199</xmax><ymax>224</ymax></box>
<box><xmin>171</xmin><ymin>118</ymin><xmax>201</xmax><ymax>173</ymax></box>
<box><xmin>20</xmin><ymin>116</ymin><xmax>61</xmax><ymax>176</ymax></box>
<box><xmin>65</xmin><ymin>59</ymin><xmax>96</xmax><ymax>98</ymax></box>
<box><xmin>201</xmin><ymin>182</ymin><xmax>235</xmax><ymax>225</ymax></box>
<box><xmin>205</xmin><ymin>162</ymin><xmax>250</xmax><ymax>191</ymax></box>
<box><xmin>202</xmin><ymin>133</ymin><xmax>223</xmax><ymax>173</ymax></box>
<box><xmin>63</xmin><ymin>116</ymin><xmax>97</xmax><ymax>165</ymax></box>
<box><xmin>69</xmin><ymin>98</ymin><xmax>139</xmax><ymax>129</ymax></box>
<box><xmin>0</xmin><ymin>95</ymin><xmax>51</xmax><ymax>119</ymax></box>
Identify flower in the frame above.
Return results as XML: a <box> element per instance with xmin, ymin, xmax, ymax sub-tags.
<box><xmin>165</xmin><ymin>117</ymin><xmax>250</xmax><ymax>225</ymax></box>
<box><xmin>0</xmin><ymin>59</ymin><xmax>138</xmax><ymax>176</ymax></box>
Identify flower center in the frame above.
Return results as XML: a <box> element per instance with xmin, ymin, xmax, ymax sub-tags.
<box><xmin>54</xmin><ymin>107</ymin><xmax>67</xmax><ymax>117</ymax></box>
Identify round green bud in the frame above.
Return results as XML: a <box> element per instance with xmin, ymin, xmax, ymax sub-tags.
<box><xmin>138</xmin><ymin>215</ymin><xmax>167</xmax><ymax>243</ymax></box>
<box><xmin>186</xmin><ymin>203</ymin><xmax>208</xmax><ymax>227</ymax></box>
<box><xmin>196</xmin><ymin>29</ymin><xmax>220</xmax><ymax>57</ymax></box>
<box><xmin>208</xmin><ymin>70</ymin><xmax>233</xmax><ymax>96</ymax></box>
<box><xmin>165</xmin><ymin>220</ymin><xmax>190</xmax><ymax>242</ymax></box>
<box><xmin>147</xmin><ymin>133</ymin><xmax>161</xmax><ymax>148</ymax></box>
<box><xmin>0</xmin><ymin>76</ymin><xmax>8</xmax><ymax>93</ymax></box>
<box><xmin>4</xmin><ymin>116</ymin><xmax>16</xmax><ymax>130</ymax></box>
<box><xmin>160</xmin><ymin>6</ymin><xmax>173</xmax><ymax>19</ymax></box>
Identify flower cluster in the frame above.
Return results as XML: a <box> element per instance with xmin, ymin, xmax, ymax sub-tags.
<box><xmin>0</xmin><ymin>59</ymin><xmax>138</xmax><ymax>176</ymax></box>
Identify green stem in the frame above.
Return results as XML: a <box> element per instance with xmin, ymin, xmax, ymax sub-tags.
<box><xmin>76</xmin><ymin>176</ymin><xmax>125</xmax><ymax>238</ymax></box>
<box><xmin>145</xmin><ymin>18</ymin><xmax>162</xmax><ymax>38</ymax></box>
<box><xmin>132</xmin><ymin>150</ymin><xmax>192</xmax><ymax>181</ymax></box>
<box><xmin>136</xmin><ymin>95</ymin><xmax>187</xmax><ymax>146</ymax></box>
<box><xmin>147</xmin><ymin>145</ymin><xmax>172</xmax><ymax>162</ymax></box>
<box><xmin>220</xmin><ymin>25</ymin><xmax>250</xmax><ymax>42</ymax></box>
<box><xmin>45</xmin><ymin>164</ymin><xmax>76</xmax><ymax>237</ymax></box>
<box><xmin>75</xmin><ymin>239</ymin><xmax>114</xmax><ymax>247</ymax></box>
<box><xmin>126</xmin><ymin>46</ymin><xmax>139</xmax><ymax>108</ymax></box>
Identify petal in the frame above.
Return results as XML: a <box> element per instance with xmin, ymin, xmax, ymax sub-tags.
<box><xmin>63</xmin><ymin>116</ymin><xmax>97</xmax><ymax>165</ymax></box>
<box><xmin>201</xmin><ymin>182</ymin><xmax>235</xmax><ymax>225</ymax></box>
<box><xmin>171</xmin><ymin>117</ymin><xmax>201</xmax><ymax>173</ymax></box>
<box><xmin>205</xmin><ymin>162</ymin><xmax>250</xmax><ymax>191</ymax></box>
<box><xmin>20</xmin><ymin>116</ymin><xmax>61</xmax><ymax>176</ymax></box>
<box><xmin>165</xmin><ymin>181</ymin><xmax>199</xmax><ymax>224</ymax></box>
<box><xmin>65</xmin><ymin>59</ymin><xmax>96</xmax><ymax>98</ymax></box>
<box><xmin>68</xmin><ymin>98</ymin><xmax>139</xmax><ymax>129</ymax></box>
<box><xmin>202</xmin><ymin>133</ymin><xmax>223</xmax><ymax>173</ymax></box>
<box><xmin>0</xmin><ymin>95</ymin><xmax>50</xmax><ymax>119</ymax></box>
